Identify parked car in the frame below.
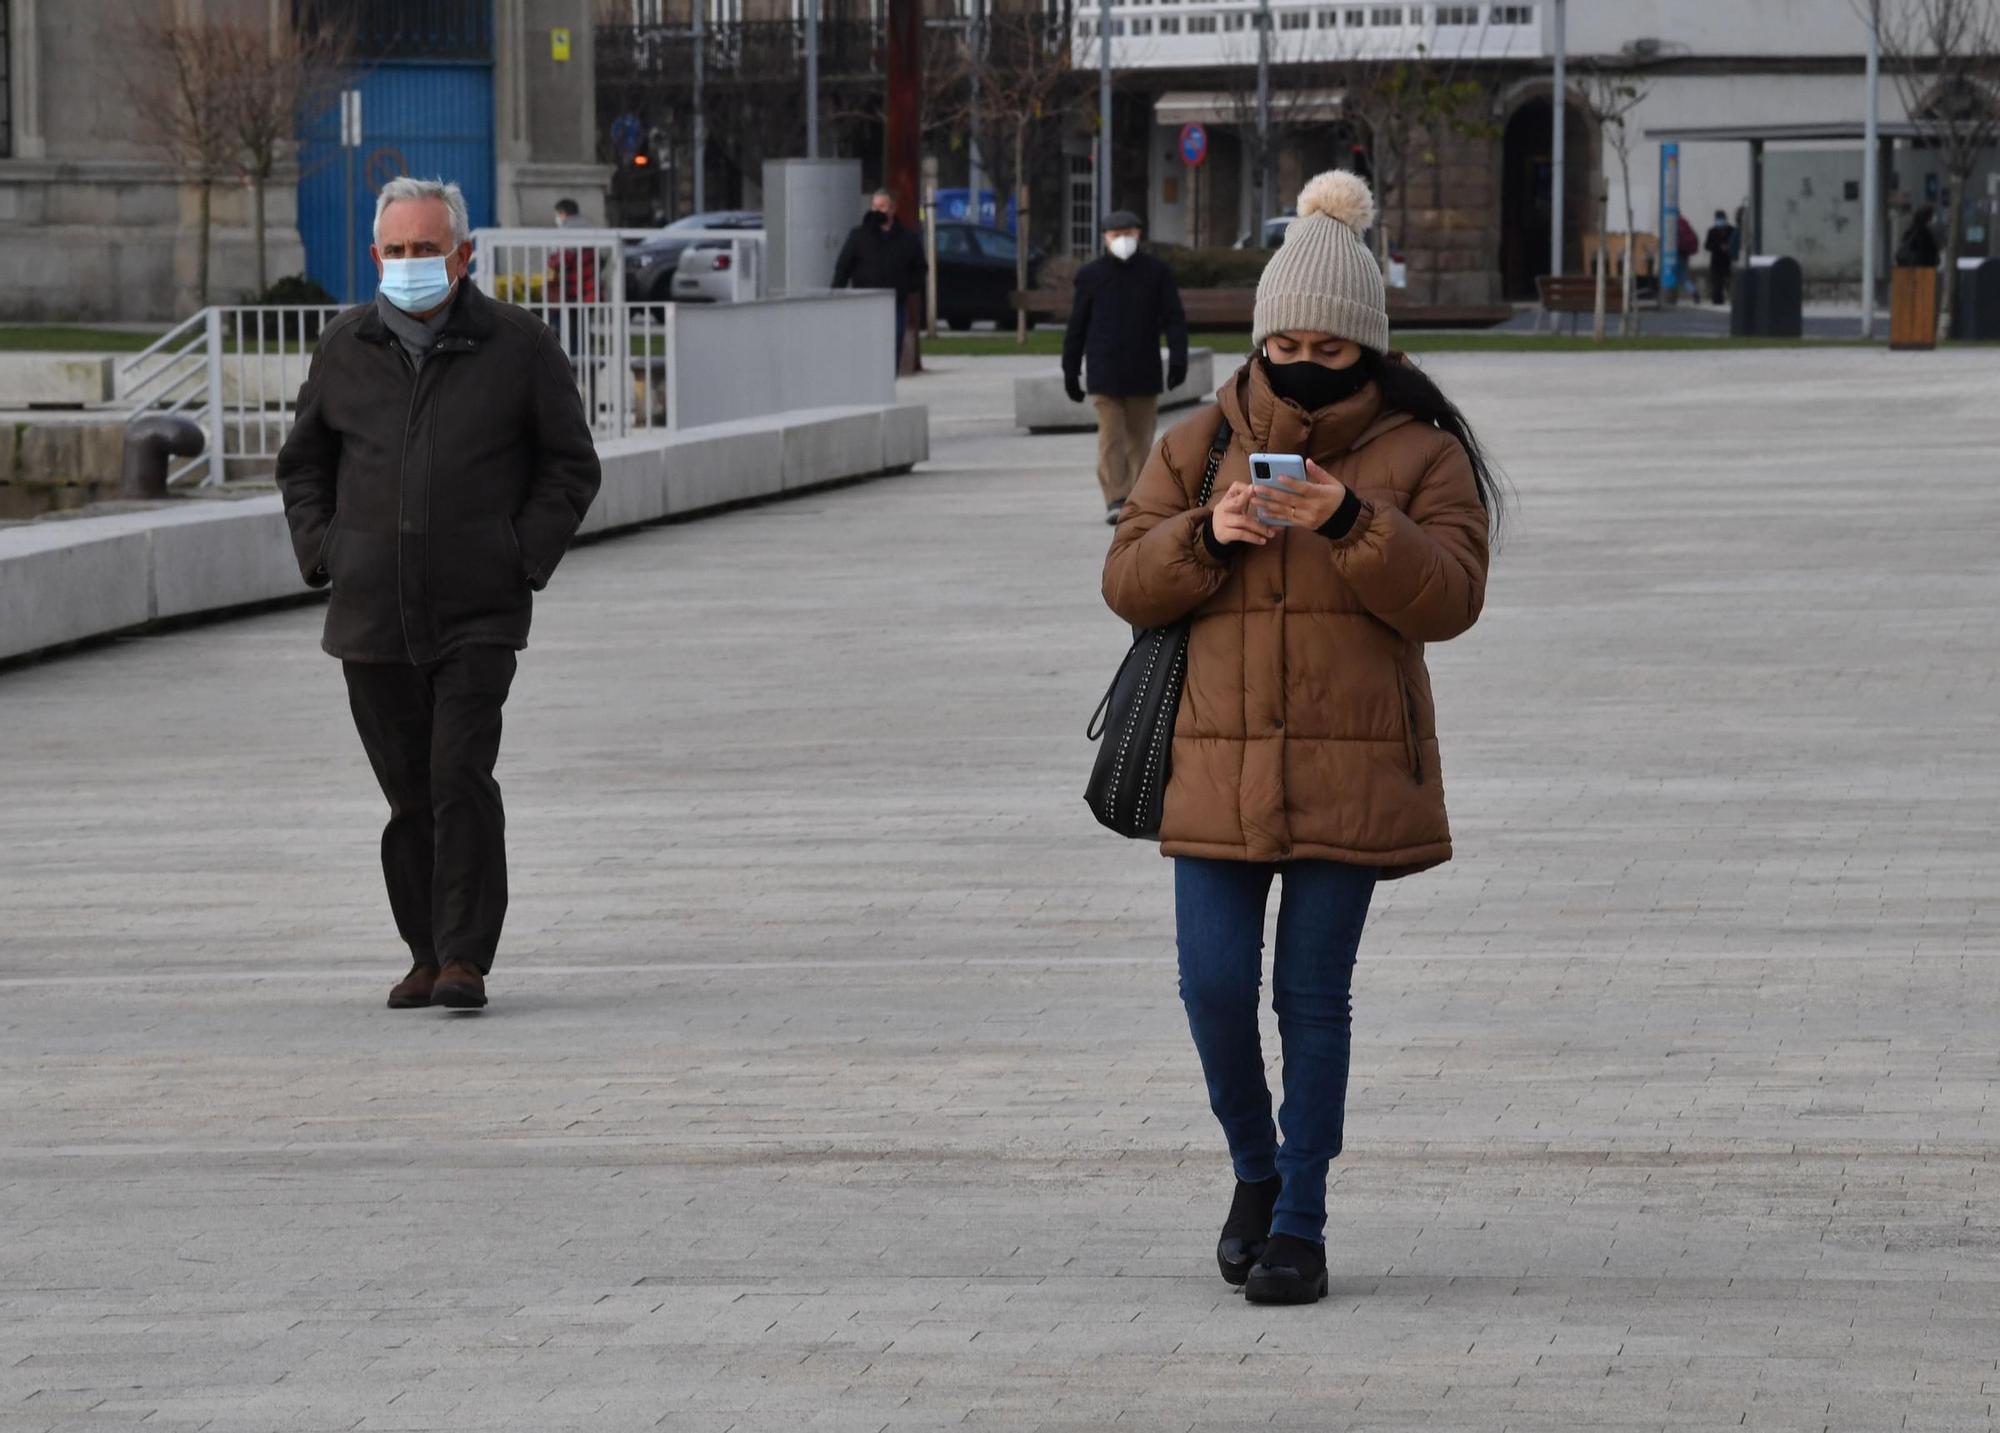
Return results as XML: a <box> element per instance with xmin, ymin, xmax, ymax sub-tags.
<box><xmin>1234</xmin><ymin>217</ymin><xmax>1291</xmax><ymax>250</ymax></box>
<box><xmin>671</xmin><ymin>238</ymin><xmax>751</xmax><ymax>304</ymax></box>
<box><xmin>625</xmin><ymin>210</ymin><xmax>761</xmax><ymax>302</ymax></box>
<box><xmin>932</xmin><ymin>222</ymin><xmax>1046</xmax><ymax>329</ymax></box>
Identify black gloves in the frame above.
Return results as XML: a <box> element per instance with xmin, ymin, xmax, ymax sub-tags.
<box><xmin>1065</xmin><ymin>375</ymin><xmax>1086</xmax><ymax>404</ymax></box>
<box><xmin>1166</xmin><ymin>359</ymin><xmax>1188</xmax><ymax>391</ymax></box>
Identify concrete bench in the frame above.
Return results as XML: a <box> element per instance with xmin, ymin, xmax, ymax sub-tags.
<box><xmin>1014</xmin><ymin>348</ymin><xmax>1218</xmax><ymax>434</ymax></box>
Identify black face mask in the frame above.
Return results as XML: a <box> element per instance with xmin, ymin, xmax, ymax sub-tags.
<box><xmin>866</xmin><ymin>211</ymin><xmax>889</xmax><ymax>230</ymax></box>
<box><xmin>1262</xmin><ymin>354</ymin><xmax>1371</xmax><ymax>412</ymax></box>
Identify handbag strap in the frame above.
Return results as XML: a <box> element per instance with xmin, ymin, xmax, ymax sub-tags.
<box><xmin>1196</xmin><ymin>415</ymin><xmax>1231</xmax><ymax>507</ymax></box>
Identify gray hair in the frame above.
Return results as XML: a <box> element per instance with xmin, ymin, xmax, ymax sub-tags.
<box><xmin>373</xmin><ymin>177</ymin><xmax>471</xmax><ymax>245</ymax></box>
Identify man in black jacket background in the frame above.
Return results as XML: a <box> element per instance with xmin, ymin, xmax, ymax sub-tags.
<box><xmin>1063</xmin><ymin>211</ymin><xmax>1189</xmax><ymax>523</ymax></box>
<box><xmin>277</xmin><ymin>177</ymin><xmax>601</xmax><ymax>1013</ymax></box>
<box><xmin>832</xmin><ymin>189</ymin><xmax>928</xmax><ymax>371</ymax></box>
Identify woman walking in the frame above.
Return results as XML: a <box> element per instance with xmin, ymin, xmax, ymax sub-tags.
<box><xmin>1101</xmin><ymin>171</ymin><xmax>1500</xmax><ymax>1306</ymax></box>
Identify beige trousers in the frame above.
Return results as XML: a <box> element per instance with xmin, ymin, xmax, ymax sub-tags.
<box><xmin>1092</xmin><ymin>394</ymin><xmax>1160</xmax><ymax>507</ymax></box>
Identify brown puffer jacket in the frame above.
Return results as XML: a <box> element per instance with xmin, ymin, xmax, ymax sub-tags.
<box><xmin>1102</xmin><ymin>358</ymin><xmax>1489</xmax><ymax>877</ymax></box>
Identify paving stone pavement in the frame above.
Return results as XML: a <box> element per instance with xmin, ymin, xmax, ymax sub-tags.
<box><xmin>2</xmin><ymin>348</ymin><xmax>1997</xmax><ymax>1433</ymax></box>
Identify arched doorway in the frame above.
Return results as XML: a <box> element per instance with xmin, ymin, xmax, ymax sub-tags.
<box><xmin>1500</xmin><ymin>97</ymin><xmax>1591</xmax><ymax>300</ymax></box>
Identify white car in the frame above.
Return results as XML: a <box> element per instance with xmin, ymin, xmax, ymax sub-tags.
<box><xmin>671</xmin><ymin>238</ymin><xmax>750</xmax><ymax>303</ymax></box>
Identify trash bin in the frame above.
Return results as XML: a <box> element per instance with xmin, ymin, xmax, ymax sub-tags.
<box><xmin>1890</xmin><ymin>265</ymin><xmax>1939</xmax><ymax>350</ymax></box>
<box><xmin>1730</xmin><ymin>255</ymin><xmax>1804</xmax><ymax>338</ymax></box>
<box><xmin>1953</xmin><ymin>256</ymin><xmax>2000</xmax><ymax>341</ymax></box>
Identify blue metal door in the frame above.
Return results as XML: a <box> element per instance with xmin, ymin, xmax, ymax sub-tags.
<box><xmin>299</xmin><ymin>64</ymin><xmax>495</xmax><ymax>303</ymax></box>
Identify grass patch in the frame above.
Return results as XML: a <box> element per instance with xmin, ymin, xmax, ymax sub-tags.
<box><xmin>921</xmin><ymin>328</ymin><xmax>1886</xmax><ymax>358</ymax></box>
<box><xmin>0</xmin><ymin>326</ymin><xmax>168</xmax><ymax>353</ymax></box>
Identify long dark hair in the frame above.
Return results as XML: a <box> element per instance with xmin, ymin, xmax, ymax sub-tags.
<box><xmin>1360</xmin><ymin>348</ymin><xmax>1508</xmax><ymax>540</ymax></box>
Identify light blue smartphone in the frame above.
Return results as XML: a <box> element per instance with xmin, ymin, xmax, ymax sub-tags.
<box><xmin>1249</xmin><ymin>453</ymin><xmax>1308</xmax><ymax>525</ymax></box>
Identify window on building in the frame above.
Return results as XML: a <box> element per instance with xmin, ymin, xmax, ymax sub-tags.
<box><xmin>1223</xmin><ymin>12</ymin><xmax>1247</xmax><ymax>30</ymax></box>
<box><xmin>1187</xmin><ymin>14</ymin><xmax>1218</xmax><ymax>32</ymax></box>
<box><xmin>1491</xmin><ymin>3</ymin><xmax>1532</xmax><ymax>21</ymax></box>
<box><xmin>1078</xmin><ymin>18</ymin><xmax>1092</xmax><ymax>36</ymax></box>
<box><xmin>1132</xmin><ymin>16</ymin><xmax>1153</xmax><ymax>33</ymax></box>
<box><xmin>1344</xmin><ymin>8</ymin><xmax>1365</xmax><ymax>24</ymax></box>
<box><xmin>1159</xmin><ymin>15</ymin><xmax>1181</xmax><ymax>33</ymax></box>
<box><xmin>1370</xmin><ymin>4</ymin><xmax>1403</xmax><ymax>22</ymax></box>
<box><xmin>1280</xmin><ymin>11</ymin><xmax>1310</xmax><ymax>29</ymax></box>
<box><xmin>1437</xmin><ymin>4</ymin><xmax>1479</xmax><ymax>23</ymax></box>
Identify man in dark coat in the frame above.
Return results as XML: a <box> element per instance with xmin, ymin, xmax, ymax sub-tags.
<box><xmin>1062</xmin><ymin>210</ymin><xmax>1189</xmax><ymax>523</ymax></box>
<box><xmin>1703</xmin><ymin>209</ymin><xmax>1737</xmax><ymax>305</ymax></box>
<box><xmin>276</xmin><ymin>177</ymin><xmax>602</xmax><ymax>1012</ymax></box>
<box><xmin>832</xmin><ymin>189</ymin><xmax>928</xmax><ymax>369</ymax></box>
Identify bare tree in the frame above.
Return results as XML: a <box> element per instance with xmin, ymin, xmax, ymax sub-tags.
<box><xmin>930</xmin><ymin>10</ymin><xmax>1079</xmax><ymax>341</ymax></box>
<box><xmin>1213</xmin><ymin>24</ymin><xmax>1348</xmax><ymax>241</ymax></box>
<box><xmin>1575</xmin><ymin>64</ymin><xmax>1650</xmax><ymax>338</ymax></box>
<box><xmin>1337</xmin><ymin>31</ymin><xmax>1492</xmax><ymax>284</ymax></box>
<box><xmin>1876</xmin><ymin>0</ymin><xmax>2000</xmax><ymax>337</ymax></box>
<box><xmin>126</xmin><ymin>15</ymin><xmax>236</xmax><ymax>307</ymax></box>
<box><xmin>216</xmin><ymin>21</ymin><xmax>352</xmax><ymax>295</ymax></box>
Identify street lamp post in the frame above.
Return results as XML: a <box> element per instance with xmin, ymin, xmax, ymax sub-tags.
<box><xmin>806</xmin><ymin>0</ymin><xmax>819</xmax><ymax>159</ymax></box>
<box><xmin>1256</xmin><ymin>0</ymin><xmax>1271</xmax><ymax>229</ymax></box>
<box><xmin>1550</xmin><ymin>0</ymin><xmax>1566</xmax><ymax>285</ymax></box>
<box><xmin>1099</xmin><ymin>0</ymin><xmax>1113</xmax><ymax>221</ymax></box>
<box><xmin>1861</xmin><ymin>0</ymin><xmax>1881</xmax><ymax>339</ymax></box>
<box><xmin>693</xmin><ymin>0</ymin><xmax>706</xmax><ymax>212</ymax></box>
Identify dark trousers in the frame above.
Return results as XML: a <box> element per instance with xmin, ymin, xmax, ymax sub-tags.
<box><xmin>342</xmin><ymin>646</ymin><xmax>517</xmax><ymax>973</ymax></box>
<box><xmin>1175</xmin><ymin>857</ymin><xmax>1377</xmax><ymax>1243</ymax></box>
<box><xmin>1709</xmin><ymin>255</ymin><xmax>1734</xmax><ymax>305</ymax></box>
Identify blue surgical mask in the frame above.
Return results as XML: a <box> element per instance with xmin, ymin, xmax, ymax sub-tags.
<box><xmin>378</xmin><ymin>256</ymin><xmax>454</xmax><ymax>313</ymax></box>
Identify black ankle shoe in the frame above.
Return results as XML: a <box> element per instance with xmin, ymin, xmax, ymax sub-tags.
<box><xmin>1216</xmin><ymin>1175</ymin><xmax>1284</xmax><ymax>1286</ymax></box>
<box><xmin>1244</xmin><ymin>1233</ymin><xmax>1328</xmax><ymax>1305</ymax></box>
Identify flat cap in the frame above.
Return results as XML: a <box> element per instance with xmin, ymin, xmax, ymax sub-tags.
<box><xmin>1101</xmin><ymin>209</ymin><xmax>1144</xmax><ymax>232</ymax></box>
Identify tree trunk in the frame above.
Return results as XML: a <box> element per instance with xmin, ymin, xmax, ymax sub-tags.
<box><xmin>1015</xmin><ymin>126</ymin><xmax>1029</xmax><ymax>345</ymax></box>
<box><xmin>1592</xmin><ymin>184</ymin><xmax>1608</xmax><ymax>343</ymax></box>
<box><xmin>1619</xmin><ymin>150</ymin><xmax>1637</xmax><ymax>336</ymax></box>
<box><xmin>1940</xmin><ymin>179</ymin><xmax>1964</xmax><ymax>341</ymax></box>
<box><xmin>196</xmin><ymin>179</ymin><xmax>213</xmax><ymax>308</ymax></box>
<box><xmin>254</xmin><ymin>172</ymin><xmax>269</xmax><ymax>296</ymax></box>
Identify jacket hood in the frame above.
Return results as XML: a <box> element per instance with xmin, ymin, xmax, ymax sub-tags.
<box><xmin>1214</xmin><ymin>356</ymin><xmax>1413</xmax><ymax>463</ymax></box>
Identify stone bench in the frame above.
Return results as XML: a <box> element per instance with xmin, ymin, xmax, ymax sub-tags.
<box><xmin>1013</xmin><ymin>347</ymin><xmax>1218</xmax><ymax>434</ymax></box>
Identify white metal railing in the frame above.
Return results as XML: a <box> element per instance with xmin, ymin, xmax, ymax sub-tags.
<box><xmin>109</xmin><ymin>251</ymin><xmax>852</xmax><ymax>487</ymax></box>
<box><xmin>117</xmin><ymin>305</ymin><xmax>342</xmax><ymax>487</ymax></box>
<box><xmin>472</xmin><ymin>226</ymin><xmax>766</xmax><ymax>435</ymax></box>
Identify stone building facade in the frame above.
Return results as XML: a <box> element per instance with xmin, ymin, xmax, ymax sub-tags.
<box><xmin>0</xmin><ymin>0</ymin><xmax>608</xmax><ymax>321</ymax></box>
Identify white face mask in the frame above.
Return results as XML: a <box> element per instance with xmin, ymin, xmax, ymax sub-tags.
<box><xmin>1108</xmin><ymin>235</ymin><xmax>1139</xmax><ymax>261</ymax></box>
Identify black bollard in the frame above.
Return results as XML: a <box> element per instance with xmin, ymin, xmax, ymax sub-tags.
<box><xmin>121</xmin><ymin>415</ymin><xmax>206</xmax><ymax>500</ymax></box>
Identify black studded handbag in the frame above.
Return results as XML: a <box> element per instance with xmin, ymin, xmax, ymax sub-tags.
<box><xmin>1085</xmin><ymin>416</ymin><xmax>1232</xmax><ymax>840</ymax></box>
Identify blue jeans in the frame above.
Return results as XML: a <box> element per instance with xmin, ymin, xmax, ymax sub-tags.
<box><xmin>1175</xmin><ymin>857</ymin><xmax>1377</xmax><ymax>1243</ymax></box>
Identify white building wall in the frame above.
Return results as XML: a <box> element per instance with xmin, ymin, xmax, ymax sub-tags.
<box><xmin>1565</xmin><ymin>0</ymin><xmax>1869</xmax><ymax>58</ymax></box>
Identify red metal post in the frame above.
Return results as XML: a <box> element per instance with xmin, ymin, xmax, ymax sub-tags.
<box><xmin>885</xmin><ymin>0</ymin><xmax>924</xmax><ymax>223</ymax></box>
<box><xmin>884</xmin><ymin>0</ymin><xmax>924</xmax><ymax>369</ymax></box>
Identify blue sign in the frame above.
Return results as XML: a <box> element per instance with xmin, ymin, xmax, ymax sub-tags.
<box><xmin>611</xmin><ymin>113</ymin><xmax>644</xmax><ymax>161</ymax></box>
<box><xmin>1179</xmin><ymin>123</ymin><xmax>1209</xmax><ymax>168</ymax></box>
<box><xmin>1659</xmin><ymin>141</ymin><xmax>1681</xmax><ymax>294</ymax></box>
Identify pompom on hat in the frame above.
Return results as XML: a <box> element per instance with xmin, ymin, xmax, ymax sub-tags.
<box><xmin>1252</xmin><ymin>170</ymin><xmax>1389</xmax><ymax>353</ymax></box>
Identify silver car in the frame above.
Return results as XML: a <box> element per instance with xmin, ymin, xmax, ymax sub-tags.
<box><xmin>671</xmin><ymin>238</ymin><xmax>751</xmax><ymax>303</ymax></box>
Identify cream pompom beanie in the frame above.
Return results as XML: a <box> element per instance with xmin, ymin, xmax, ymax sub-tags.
<box><xmin>1252</xmin><ymin>170</ymin><xmax>1389</xmax><ymax>352</ymax></box>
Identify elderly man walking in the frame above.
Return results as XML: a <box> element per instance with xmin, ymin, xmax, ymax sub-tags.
<box><xmin>276</xmin><ymin>177</ymin><xmax>602</xmax><ymax>1011</ymax></box>
<box><xmin>1063</xmin><ymin>210</ymin><xmax>1189</xmax><ymax>524</ymax></box>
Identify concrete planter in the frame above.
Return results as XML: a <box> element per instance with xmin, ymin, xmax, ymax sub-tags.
<box><xmin>1013</xmin><ymin>348</ymin><xmax>1217</xmax><ymax>434</ymax></box>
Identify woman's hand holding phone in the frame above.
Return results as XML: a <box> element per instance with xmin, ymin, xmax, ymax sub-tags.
<box><xmin>1254</xmin><ymin>459</ymin><xmax>1349</xmax><ymax>531</ymax></box>
<box><xmin>1210</xmin><ymin>482</ymin><xmax>1278</xmax><ymax>547</ymax></box>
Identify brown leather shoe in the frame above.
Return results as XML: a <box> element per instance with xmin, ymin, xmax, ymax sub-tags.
<box><xmin>387</xmin><ymin>961</ymin><xmax>438</xmax><ymax>1009</ymax></box>
<box><xmin>432</xmin><ymin>962</ymin><xmax>488</xmax><ymax>1010</ymax></box>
